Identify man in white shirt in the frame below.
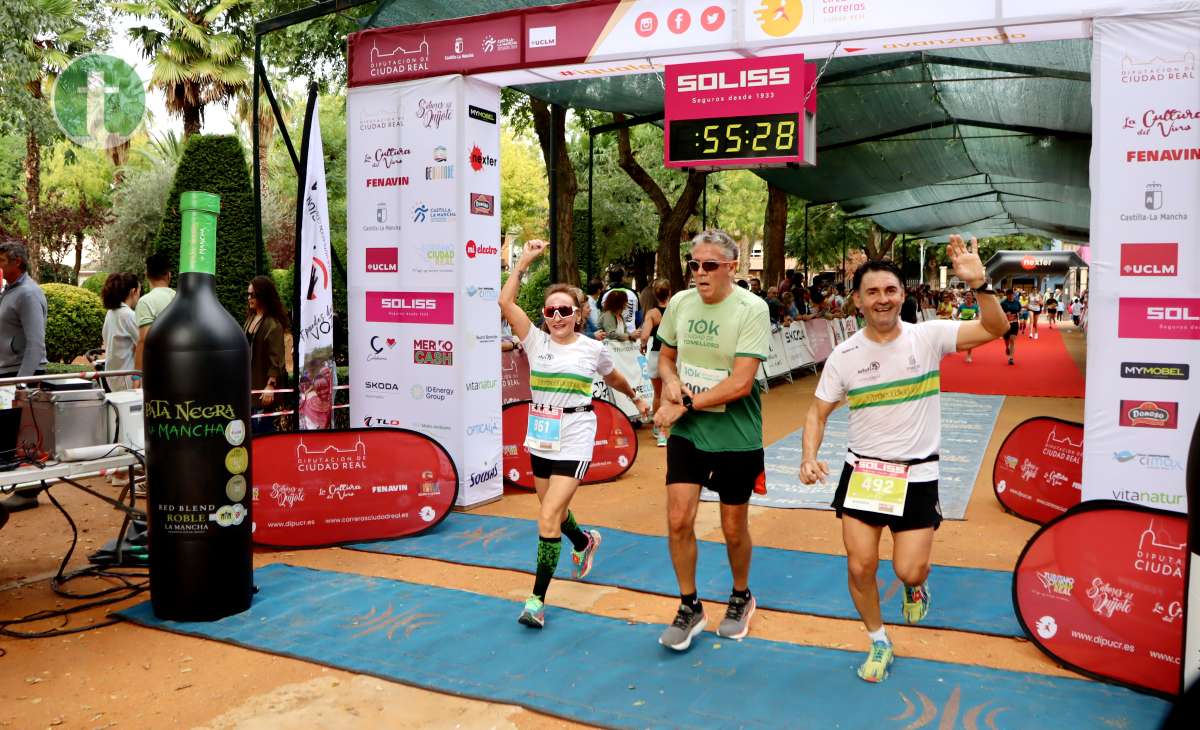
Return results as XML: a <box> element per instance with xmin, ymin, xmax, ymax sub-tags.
<box><xmin>798</xmin><ymin>235</ymin><xmax>1008</xmax><ymax>683</ymax></box>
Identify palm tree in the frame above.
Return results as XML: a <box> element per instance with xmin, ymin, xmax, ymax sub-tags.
<box><xmin>235</xmin><ymin>85</ymin><xmax>294</xmax><ymax>197</ymax></box>
<box><xmin>22</xmin><ymin>0</ymin><xmax>91</xmax><ymax>280</ymax></box>
<box><xmin>121</xmin><ymin>0</ymin><xmax>252</xmax><ymax>138</ymax></box>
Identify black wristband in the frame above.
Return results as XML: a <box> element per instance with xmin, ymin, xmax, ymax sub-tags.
<box><xmin>972</xmin><ymin>281</ymin><xmax>995</xmax><ymax>295</ymax></box>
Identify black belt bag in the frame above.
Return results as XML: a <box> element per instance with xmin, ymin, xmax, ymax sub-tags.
<box><xmin>850</xmin><ymin>450</ymin><xmax>939</xmax><ymax>466</ymax></box>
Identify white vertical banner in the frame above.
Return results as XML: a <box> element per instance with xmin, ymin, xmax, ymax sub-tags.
<box><xmin>296</xmin><ymin>95</ymin><xmax>337</xmax><ymax>430</ymax></box>
<box><xmin>1084</xmin><ymin>12</ymin><xmax>1200</xmax><ymax>514</ymax></box>
<box><xmin>347</xmin><ymin>76</ymin><xmax>502</xmax><ymax>508</ymax></box>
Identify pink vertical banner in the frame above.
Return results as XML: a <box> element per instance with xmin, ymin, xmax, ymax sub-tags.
<box><xmin>804</xmin><ymin>319</ymin><xmax>834</xmax><ymax>362</ymax></box>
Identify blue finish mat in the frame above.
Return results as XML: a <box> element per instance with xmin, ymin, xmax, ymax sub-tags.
<box><xmin>706</xmin><ymin>392</ymin><xmax>1005</xmax><ymax>518</ymax></box>
<box><xmin>118</xmin><ymin>564</ymin><xmax>1169</xmax><ymax>730</ymax></box>
<box><xmin>347</xmin><ymin>513</ymin><xmax>1023</xmax><ymax>637</ymax></box>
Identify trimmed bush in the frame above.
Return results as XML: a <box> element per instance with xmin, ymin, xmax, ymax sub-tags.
<box><xmin>41</xmin><ymin>283</ymin><xmax>105</xmax><ymax>363</ymax></box>
<box><xmin>151</xmin><ymin>135</ymin><xmax>268</xmax><ymax>320</ymax></box>
<box><xmin>82</xmin><ymin>271</ymin><xmax>108</xmax><ymax>296</ymax></box>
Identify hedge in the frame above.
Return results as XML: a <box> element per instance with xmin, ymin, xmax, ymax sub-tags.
<box><xmin>82</xmin><ymin>271</ymin><xmax>107</xmax><ymax>296</ymax></box>
<box><xmin>151</xmin><ymin>135</ymin><xmax>267</xmax><ymax>321</ymax></box>
<box><xmin>41</xmin><ymin>283</ymin><xmax>105</xmax><ymax>363</ymax></box>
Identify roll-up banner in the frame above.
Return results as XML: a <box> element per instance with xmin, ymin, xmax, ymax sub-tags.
<box><xmin>1013</xmin><ymin>502</ymin><xmax>1186</xmax><ymax>697</ymax></box>
<box><xmin>250</xmin><ymin>429</ymin><xmax>458</xmax><ymax>547</ymax></box>
<box><xmin>347</xmin><ymin>76</ymin><xmax>503</xmax><ymax>508</ymax></box>
<box><xmin>1084</xmin><ymin>12</ymin><xmax>1200</xmax><ymax>515</ymax></box>
<box><xmin>501</xmin><ymin>348</ymin><xmax>531</xmax><ymax>404</ymax></box>
<box><xmin>993</xmin><ymin>417</ymin><xmax>1084</xmax><ymax>524</ymax></box>
<box><xmin>501</xmin><ymin>399</ymin><xmax>637</xmax><ymax>489</ymax></box>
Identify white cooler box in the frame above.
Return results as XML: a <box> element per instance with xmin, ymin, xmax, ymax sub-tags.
<box><xmin>104</xmin><ymin>390</ymin><xmax>144</xmax><ymax>451</ymax></box>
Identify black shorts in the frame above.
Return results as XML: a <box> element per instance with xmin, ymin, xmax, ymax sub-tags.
<box><xmin>831</xmin><ymin>462</ymin><xmax>943</xmax><ymax>532</ymax></box>
<box><xmin>529</xmin><ymin>454</ymin><xmax>591</xmax><ymax>481</ymax></box>
<box><xmin>1004</xmin><ymin>322</ymin><xmax>1019</xmax><ymax>339</ymax></box>
<box><xmin>665</xmin><ymin>435</ymin><xmax>763</xmax><ymax>506</ymax></box>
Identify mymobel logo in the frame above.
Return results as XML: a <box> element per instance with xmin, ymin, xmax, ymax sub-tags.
<box><xmin>52</xmin><ymin>54</ymin><xmax>146</xmax><ymax>150</ymax></box>
<box><xmin>468</xmin><ymin>105</ymin><xmax>497</xmax><ymax>124</ymax></box>
<box><xmin>1120</xmin><ymin>362</ymin><xmax>1189</xmax><ymax>380</ymax></box>
<box><xmin>676</xmin><ymin>67</ymin><xmax>790</xmax><ymax>92</ymax></box>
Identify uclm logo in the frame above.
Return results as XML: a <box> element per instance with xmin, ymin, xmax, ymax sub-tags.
<box><xmin>676</xmin><ymin>67</ymin><xmax>790</xmax><ymax>92</ymax></box>
<box><xmin>365</xmin><ymin>247</ymin><xmax>398</xmax><ymax>273</ymax></box>
<box><xmin>1118</xmin><ymin>298</ymin><xmax>1200</xmax><ymax>340</ymax></box>
<box><xmin>1120</xmin><ymin>243</ymin><xmax>1177</xmax><ymax>276</ymax></box>
<box><xmin>1119</xmin><ymin>400</ymin><xmax>1178</xmax><ymax>429</ymax></box>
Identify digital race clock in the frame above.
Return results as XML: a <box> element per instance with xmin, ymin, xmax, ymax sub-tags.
<box><xmin>664</xmin><ymin>55</ymin><xmax>817</xmax><ymax>170</ymax></box>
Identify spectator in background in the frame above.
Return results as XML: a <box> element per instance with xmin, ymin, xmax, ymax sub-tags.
<box><xmin>765</xmin><ymin>286</ymin><xmax>784</xmax><ymax>324</ymax></box>
<box><xmin>749</xmin><ymin>277</ymin><xmax>764</xmax><ymax>297</ymax></box>
<box><xmin>900</xmin><ymin>287</ymin><xmax>919</xmax><ymax>324</ymax></box>
<box><xmin>100</xmin><ymin>273</ymin><xmax>141</xmax><ymax>391</ymax></box>
<box><xmin>736</xmin><ymin>279</ymin><xmax>749</xmax><ymax>289</ymax></box>
<box><xmin>245</xmin><ymin>275</ymin><xmax>289</xmax><ymax>435</ymax></box>
<box><xmin>781</xmin><ymin>291</ymin><xmax>800</xmax><ymax>321</ymax></box>
<box><xmin>831</xmin><ymin>284</ymin><xmax>847</xmax><ymax>313</ymax></box>
<box><xmin>640</xmin><ymin>279</ymin><xmax>672</xmax><ymax>447</ymax></box>
<box><xmin>0</xmin><ymin>241</ymin><xmax>47</xmax><ymax>379</ymax></box>
<box><xmin>936</xmin><ymin>291</ymin><xmax>955</xmax><ymax>319</ymax></box>
<box><xmin>0</xmin><ymin>241</ymin><xmax>47</xmax><ymax>512</ymax></box>
<box><xmin>1070</xmin><ymin>297</ymin><xmax>1083</xmax><ymax>327</ymax></box>
<box><xmin>134</xmin><ymin>253</ymin><xmax>175</xmax><ymax>373</ymax></box>
<box><xmin>599</xmin><ymin>289</ymin><xmax>633</xmax><ymax>342</ymax></box>
<box><xmin>601</xmin><ymin>267</ymin><xmax>639</xmax><ymax>333</ymax></box>
<box><xmin>778</xmin><ymin>269</ymin><xmax>795</xmax><ymax>296</ymax></box>
<box><xmin>585</xmin><ymin>279</ymin><xmax>603</xmax><ymax>333</ymax></box>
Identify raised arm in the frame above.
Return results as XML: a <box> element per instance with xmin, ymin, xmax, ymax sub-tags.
<box><xmin>946</xmin><ymin>234</ymin><xmax>1009</xmax><ymax>351</ymax></box>
<box><xmin>499</xmin><ymin>239</ymin><xmax>547</xmax><ymax>342</ymax></box>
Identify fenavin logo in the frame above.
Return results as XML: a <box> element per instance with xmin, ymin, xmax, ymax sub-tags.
<box><xmin>1120</xmin><ymin>362</ymin><xmax>1189</xmax><ymax>380</ymax></box>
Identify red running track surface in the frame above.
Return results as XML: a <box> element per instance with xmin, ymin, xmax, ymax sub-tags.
<box><xmin>940</xmin><ymin>321</ymin><xmax>1085</xmax><ymax>398</ymax></box>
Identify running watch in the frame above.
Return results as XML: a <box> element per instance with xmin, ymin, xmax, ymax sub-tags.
<box><xmin>682</xmin><ymin>393</ymin><xmax>695</xmax><ymax>411</ymax></box>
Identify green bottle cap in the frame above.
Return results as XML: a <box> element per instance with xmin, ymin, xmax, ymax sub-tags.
<box><xmin>179</xmin><ymin>191</ymin><xmax>221</xmax><ymax>275</ymax></box>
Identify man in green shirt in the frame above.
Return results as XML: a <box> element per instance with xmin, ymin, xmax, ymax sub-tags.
<box><xmin>653</xmin><ymin>229</ymin><xmax>771</xmax><ymax>651</ymax></box>
<box><xmin>133</xmin><ymin>253</ymin><xmax>176</xmax><ymax>382</ymax></box>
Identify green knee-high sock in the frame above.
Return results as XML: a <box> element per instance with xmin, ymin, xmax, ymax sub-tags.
<box><xmin>532</xmin><ymin>536</ymin><xmax>561</xmax><ymax>601</ymax></box>
<box><xmin>560</xmin><ymin>511</ymin><xmax>589</xmax><ymax>552</ymax></box>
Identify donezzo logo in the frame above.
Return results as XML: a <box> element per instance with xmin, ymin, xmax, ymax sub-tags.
<box><xmin>1120</xmin><ymin>400</ymin><xmax>1177</xmax><ymax>428</ymax></box>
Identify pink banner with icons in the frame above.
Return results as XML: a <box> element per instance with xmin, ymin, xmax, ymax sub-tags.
<box><xmin>804</xmin><ymin>319</ymin><xmax>834</xmax><ymax>362</ymax></box>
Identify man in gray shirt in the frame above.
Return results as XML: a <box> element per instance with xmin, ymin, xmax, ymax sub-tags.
<box><xmin>0</xmin><ymin>241</ymin><xmax>47</xmax><ymax>378</ymax></box>
<box><xmin>0</xmin><ymin>241</ymin><xmax>48</xmax><ymax>512</ymax></box>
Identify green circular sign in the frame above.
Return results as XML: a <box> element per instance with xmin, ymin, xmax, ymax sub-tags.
<box><xmin>51</xmin><ymin>53</ymin><xmax>146</xmax><ymax>150</ymax></box>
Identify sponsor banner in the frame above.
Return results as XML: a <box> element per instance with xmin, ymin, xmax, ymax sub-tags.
<box><xmin>1084</xmin><ymin>13</ymin><xmax>1200</xmax><ymax>514</ymax></box>
<box><xmin>741</xmin><ymin>0</ymin><xmax>995</xmax><ymax>47</ymax></box>
<box><xmin>501</xmin><ymin>348</ymin><xmax>532</xmax><ymax>404</ymax></box>
<box><xmin>992</xmin><ymin>417</ymin><xmax>1083</xmax><ymax>524</ymax></box>
<box><xmin>500</xmin><ymin>399</ymin><xmax>637</xmax><ymax>489</ymax></box>
<box><xmin>1013</xmin><ymin>502</ymin><xmax>1186</xmax><ymax>697</ymax></box>
<box><xmin>250</xmin><ymin>429</ymin><xmax>457</xmax><ymax>547</ymax></box>
<box><xmin>782</xmin><ymin>321</ymin><xmax>815</xmax><ymax>367</ymax></box>
<box><xmin>803</xmin><ymin>318</ymin><xmax>834</xmax><ymax>362</ymax></box>
<box><xmin>348</xmin><ymin>14</ymin><xmax>522</xmax><ymax>86</ymax></box>
<box><xmin>763</xmin><ymin>327</ymin><xmax>791</xmax><ymax>378</ymax></box>
<box><xmin>593</xmin><ymin>339</ymin><xmax>653</xmax><ymax>421</ymax></box>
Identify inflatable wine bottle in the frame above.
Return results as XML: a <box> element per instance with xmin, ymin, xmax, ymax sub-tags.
<box><xmin>143</xmin><ymin>191</ymin><xmax>253</xmax><ymax>621</ymax></box>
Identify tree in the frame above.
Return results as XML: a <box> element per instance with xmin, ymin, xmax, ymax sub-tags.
<box><xmin>122</xmin><ymin>0</ymin><xmax>253</xmax><ymax>138</ymax></box>
<box><xmin>97</xmin><ymin>131</ymin><xmax>184</xmax><ymax>276</ymax></box>
<box><xmin>613</xmin><ymin>113</ymin><xmax>707</xmax><ymax>292</ymax></box>
<box><xmin>762</xmin><ymin>183</ymin><xmax>789</xmax><ymax>291</ymax></box>
<box><xmin>500</xmin><ymin>126</ymin><xmax>548</xmax><ymax>243</ymax></box>
<box><xmin>234</xmin><ymin>84</ymin><xmax>294</xmax><ymax>199</ymax></box>
<box><xmin>39</xmin><ymin>140</ymin><xmax>114</xmax><ymax>280</ymax></box>
<box><xmin>254</xmin><ymin>0</ymin><xmax>373</xmax><ymax>91</ymax></box>
<box><xmin>529</xmin><ymin>99</ymin><xmax>580</xmax><ymax>286</ymax></box>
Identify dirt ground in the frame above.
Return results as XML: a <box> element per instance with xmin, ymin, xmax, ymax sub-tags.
<box><xmin>0</xmin><ymin>325</ymin><xmax>1091</xmax><ymax>729</ymax></box>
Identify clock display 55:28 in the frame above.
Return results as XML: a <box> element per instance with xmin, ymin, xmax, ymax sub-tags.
<box><xmin>668</xmin><ymin>113</ymin><xmax>799</xmax><ymax>163</ymax></box>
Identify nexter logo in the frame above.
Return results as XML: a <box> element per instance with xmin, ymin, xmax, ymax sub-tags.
<box><xmin>677</xmin><ymin>67</ymin><xmax>790</xmax><ymax>93</ymax></box>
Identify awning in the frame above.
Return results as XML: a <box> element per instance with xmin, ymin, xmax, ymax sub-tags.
<box><xmin>985</xmin><ymin>250</ymin><xmax>1088</xmax><ymax>280</ymax></box>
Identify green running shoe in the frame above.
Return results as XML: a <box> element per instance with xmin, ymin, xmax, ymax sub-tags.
<box><xmin>901</xmin><ymin>582</ymin><xmax>931</xmax><ymax>624</ymax></box>
<box><xmin>571</xmin><ymin>530</ymin><xmax>601</xmax><ymax>579</ymax></box>
<box><xmin>856</xmin><ymin>640</ymin><xmax>894</xmax><ymax>683</ymax></box>
<box><xmin>518</xmin><ymin>595</ymin><xmax>545</xmax><ymax>629</ymax></box>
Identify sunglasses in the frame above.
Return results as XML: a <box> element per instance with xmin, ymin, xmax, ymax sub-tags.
<box><xmin>688</xmin><ymin>259</ymin><xmax>733</xmax><ymax>273</ymax></box>
<box><xmin>542</xmin><ymin>305</ymin><xmax>577</xmax><ymax>320</ymax></box>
